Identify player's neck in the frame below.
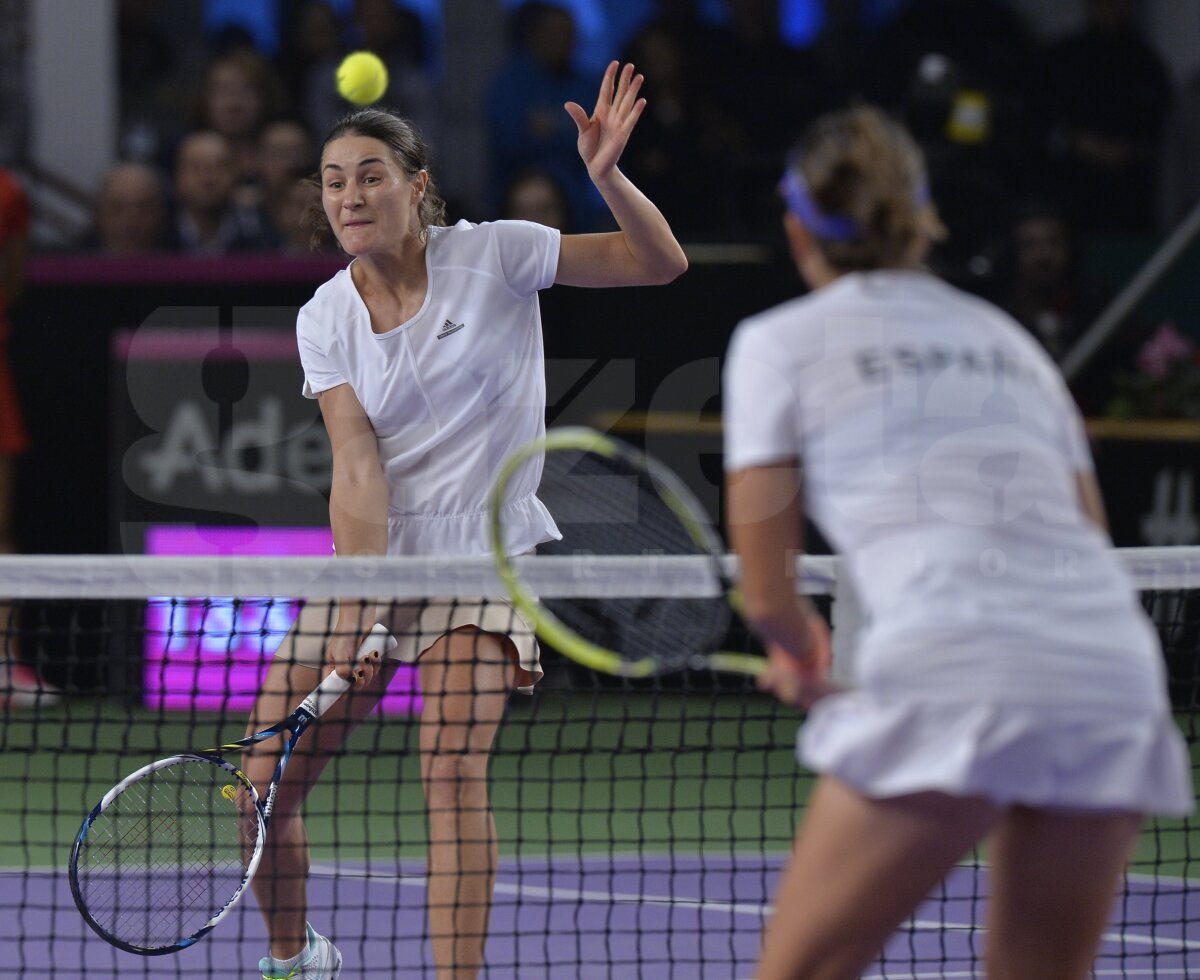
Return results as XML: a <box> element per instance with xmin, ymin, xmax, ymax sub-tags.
<box><xmin>351</xmin><ymin>246</ymin><xmax>429</xmax><ymax>330</ymax></box>
<box><xmin>352</xmin><ymin>237</ymin><xmax>428</xmax><ymax>296</ymax></box>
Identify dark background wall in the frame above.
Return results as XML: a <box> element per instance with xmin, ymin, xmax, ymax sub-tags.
<box><xmin>11</xmin><ymin>251</ymin><xmax>1199</xmax><ymax>557</ymax></box>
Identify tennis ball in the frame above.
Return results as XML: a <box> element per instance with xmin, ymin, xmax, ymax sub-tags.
<box><xmin>221</xmin><ymin>784</ymin><xmax>237</xmax><ymax>801</ymax></box>
<box><xmin>336</xmin><ymin>51</ymin><xmax>389</xmax><ymax>106</ymax></box>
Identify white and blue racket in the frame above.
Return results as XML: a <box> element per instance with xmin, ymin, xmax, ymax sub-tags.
<box><xmin>68</xmin><ymin>624</ymin><xmax>396</xmax><ymax>956</ymax></box>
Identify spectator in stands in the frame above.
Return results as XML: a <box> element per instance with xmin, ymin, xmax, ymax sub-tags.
<box><xmin>277</xmin><ymin>0</ymin><xmax>348</xmax><ymax>141</ymax></box>
<box><xmin>0</xmin><ymin>168</ymin><xmax>55</xmax><ymax>708</ymax></box>
<box><xmin>486</xmin><ymin>2</ymin><xmax>597</xmax><ymax>230</ymax></box>
<box><xmin>501</xmin><ymin>167</ymin><xmax>571</xmax><ymax>232</ymax></box>
<box><xmin>1000</xmin><ymin>201</ymin><xmax>1151</xmax><ymax>416</ymax></box>
<box><xmin>268</xmin><ymin>165</ymin><xmax>328</xmax><ymax>255</ymax></box>
<box><xmin>87</xmin><ymin>161</ymin><xmax>170</xmax><ymax>255</ymax></box>
<box><xmin>1159</xmin><ymin>67</ymin><xmax>1200</xmax><ymax>230</ymax></box>
<box><xmin>169</xmin><ymin>131</ymin><xmax>275</xmax><ymax>253</ymax></box>
<box><xmin>1002</xmin><ymin>203</ymin><xmax>1104</xmax><ymax>364</ymax></box>
<box><xmin>194</xmin><ymin>49</ymin><xmax>285</xmax><ymax>193</ymax></box>
<box><xmin>257</xmin><ymin>118</ymin><xmax>316</xmax><ymax>205</ymax></box>
<box><xmin>1035</xmin><ymin>0</ymin><xmax>1171</xmax><ymax>235</ymax></box>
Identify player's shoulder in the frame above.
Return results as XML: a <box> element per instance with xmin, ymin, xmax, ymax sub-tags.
<box><xmin>298</xmin><ymin>265</ymin><xmax>357</xmax><ymax>337</ymax></box>
<box><xmin>731</xmin><ymin>285</ymin><xmax>848</xmax><ymax>351</ymax></box>
<box><xmin>425</xmin><ymin>218</ymin><xmax>486</xmax><ymax>257</ymax></box>
<box><xmin>925</xmin><ymin>274</ymin><xmax>1018</xmax><ymax>328</ymax></box>
<box><xmin>927</xmin><ymin>275</ymin><xmax>1060</xmax><ymax>366</ymax></box>
<box><xmin>427</xmin><ymin>218</ymin><xmax>553</xmax><ymax>255</ymax></box>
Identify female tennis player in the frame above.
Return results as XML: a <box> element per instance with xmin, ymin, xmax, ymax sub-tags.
<box><xmin>244</xmin><ymin>61</ymin><xmax>685</xmax><ymax>980</ymax></box>
<box><xmin>723</xmin><ymin>106</ymin><xmax>1192</xmax><ymax>979</ymax></box>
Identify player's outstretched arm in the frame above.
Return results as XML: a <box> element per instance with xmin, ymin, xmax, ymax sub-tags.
<box><xmin>319</xmin><ymin>383</ymin><xmax>389</xmax><ymax>685</ymax></box>
<box><xmin>555</xmin><ymin>61</ymin><xmax>687</xmax><ymax>288</ymax></box>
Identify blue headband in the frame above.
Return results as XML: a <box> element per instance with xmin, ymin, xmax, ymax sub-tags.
<box><xmin>778</xmin><ymin>169</ymin><xmax>859</xmax><ymax>241</ymax></box>
<box><xmin>779</xmin><ymin>168</ymin><xmax>933</xmax><ymax>243</ymax></box>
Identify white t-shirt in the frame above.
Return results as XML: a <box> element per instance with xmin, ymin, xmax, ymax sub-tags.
<box><xmin>724</xmin><ymin>270</ymin><xmax>1166</xmax><ymax>711</ymax></box>
<box><xmin>297</xmin><ymin>219</ymin><xmax>563</xmax><ymax>557</ymax></box>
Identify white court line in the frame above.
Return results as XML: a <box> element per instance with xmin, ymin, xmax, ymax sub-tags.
<box><xmin>1127</xmin><ymin>870</ymin><xmax>1200</xmax><ymax>888</ymax></box>
<box><xmin>903</xmin><ymin>919</ymin><xmax>1200</xmax><ymax>952</ymax></box>
<box><xmin>1097</xmin><ymin>928</ymin><xmax>1200</xmax><ymax>952</ymax></box>
<box><xmin>11</xmin><ymin>861</ymin><xmax>1194</xmax><ymax>954</ymax></box>
<box><xmin>310</xmin><ymin>865</ymin><xmax>1200</xmax><ymax>952</ymax></box>
<box><xmin>500</xmin><ymin>850</ymin><xmax>792</xmax><ymax>866</ymax></box>
<box><xmin>13</xmin><ymin>857</ymin><xmax>1196</xmax><ymax>886</ymax></box>
<box><xmin>12</xmin><ymin>858</ymin><xmax>1198</xmax><ymax>946</ymax></box>
<box><xmin>311</xmin><ymin>863</ymin><xmax>772</xmax><ymax>917</ymax></box>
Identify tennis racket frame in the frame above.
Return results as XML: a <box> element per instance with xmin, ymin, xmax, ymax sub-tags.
<box><xmin>69</xmin><ymin>624</ymin><xmax>395</xmax><ymax>955</ymax></box>
<box><xmin>490</xmin><ymin>427</ymin><xmax>764</xmax><ymax>678</ymax></box>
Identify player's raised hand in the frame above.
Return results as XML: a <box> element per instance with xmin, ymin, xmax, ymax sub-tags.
<box><xmin>564</xmin><ymin>61</ymin><xmax>646</xmax><ymax>184</ymax></box>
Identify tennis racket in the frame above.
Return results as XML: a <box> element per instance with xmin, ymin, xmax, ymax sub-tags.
<box><xmin>491</xmin><ymin>426</ymin><xmax>772</xmax><ymax>679</ymax></box>
<box><xmin>69</xmin><ymin>623</ymin><xmax>397</xmax><ymax>956</ymax></box>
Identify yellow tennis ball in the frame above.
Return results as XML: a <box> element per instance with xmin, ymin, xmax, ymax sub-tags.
<box><xmin>336</xmin><ymin>51</ymin><xmax>389</xmax><ymax>106</ymax></box>
<box><xmin>221</xmin><ymin>784</ymin><xmax>237</xmax><ymax>801</ymax></box>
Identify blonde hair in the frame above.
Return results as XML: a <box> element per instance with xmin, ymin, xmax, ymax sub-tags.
<box><xmin>786</xmin><ymin>105</ymin><xmax>941</xmax><ymax>272</ymax></box>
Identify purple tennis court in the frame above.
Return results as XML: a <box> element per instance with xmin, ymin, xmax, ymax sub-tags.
<box><xmin>4</xmin><ymin>855</ymin><xmax>1197</xmax><ymax>977</ymax></box>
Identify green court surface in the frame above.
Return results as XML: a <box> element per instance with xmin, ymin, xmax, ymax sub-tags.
<box><xmin>1</xmin><ymin>691</ymin><xmax>1195</xmax><ymax>878</ymax></box>
<box><xmin>0</xmin><ymin>689</ymin><xmax>807</xmax><ymax>870</ymax></box>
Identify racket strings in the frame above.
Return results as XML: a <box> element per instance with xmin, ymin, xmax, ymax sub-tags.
<box><xmin>536</xmin><ymin>450</ymin><xmax>730</xmax><ymax>670</ymax></box>
<box><xmin>75</xmin><ymin>759</ymin><xmax>257</xmax><ymax>949</ymax></box>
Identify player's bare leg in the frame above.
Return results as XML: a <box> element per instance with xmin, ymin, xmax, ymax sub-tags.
<box><xmin>986</xmin><ymin>805</ymin><xmax>1141</xmax><ymax>979</ymax></box>
<box><xmin>419</xmin><ymin>628</ymin><xmax>514</xmax><ymax>980</ymax></box>
<box><xmin>241</xmin><ymin>607</ymin><xmax>399</xmax><ymax>960</ymax></box>
<box><xmin>757</xmin><ymin>776</ymin><xmax>998</xmax><ymax>980</ymax></box>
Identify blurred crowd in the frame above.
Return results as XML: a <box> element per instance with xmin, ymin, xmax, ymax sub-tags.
<box><xmin>8</xmin><ymin>0</ymin><xmax>1200</xmax><ymax>403</ymax></box>
<box><xmin>85</xmin><ymin>0</ymin><xmax>1189</xmax><ymax>244</ymax></box>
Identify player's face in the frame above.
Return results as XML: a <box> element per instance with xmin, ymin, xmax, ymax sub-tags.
<box><xmin>320</xmin><ymin>134</ymin><xmax>424</xmax><ymax>256</ymax></box>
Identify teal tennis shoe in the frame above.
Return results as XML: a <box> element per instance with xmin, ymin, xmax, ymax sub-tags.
<box><xmin>258</xmin><ymin>923</ymin><xmax>341</xmax><ymax>979</ymax></box>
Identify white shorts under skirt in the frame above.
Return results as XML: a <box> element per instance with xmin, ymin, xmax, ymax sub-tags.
<box><xmin>277</xmin><ymin>599</ymin><xmax>543</xmax><ymax>695</ymax></box>
<box><xmin>800</xmin><ymin>691</ymin><xmax>1194</xmax><ymax>816</ymax></box>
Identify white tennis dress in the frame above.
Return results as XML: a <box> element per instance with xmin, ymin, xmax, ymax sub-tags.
<box><xmin>294</xmin><ymin>219</ymin><xmax>566</xmax><ymax>689</ymax></box>
<box><xmin>724</xmin><ymin>269</ymin><xmax>1191</xmax><ymax>814</ymax></box>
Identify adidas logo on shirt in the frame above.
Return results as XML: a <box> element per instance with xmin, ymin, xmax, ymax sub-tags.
<box><xmin>437</xmin><ymin>319</ymin><xmax>465</xmax><ymax>339</ymax></box>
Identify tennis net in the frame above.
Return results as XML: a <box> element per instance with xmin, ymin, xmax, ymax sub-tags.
<box><xmin>0</xmin><ymin>548</ymin><xmax>1196</xmax><ymax>978</ymax></box>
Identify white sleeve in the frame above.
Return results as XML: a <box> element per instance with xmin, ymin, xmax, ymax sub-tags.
<box><xmin>723</xmin><ymin>321</ymin><xmax>802</xmax><ymax>471</ymax></box>
<box><xmin>297</xmin><ymin>310</ymin><xmax>347</xmax><ymax>399</ymax></box>
<box><xmin>489</xmin><ymin>220</ymin><xmax>561</xmax><ymax>297</ymax></box>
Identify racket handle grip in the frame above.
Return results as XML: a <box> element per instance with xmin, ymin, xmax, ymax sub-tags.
<box><xmin>301</xmin><ymin>624</ymin><xmax>398</xmax><ymax>718</ymax></box>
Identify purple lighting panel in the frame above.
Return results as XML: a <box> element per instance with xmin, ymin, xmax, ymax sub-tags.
<box><xmin>142</xmin><ymin>525</ymin><xmax>420</xmax><ymax>715</ymax></box>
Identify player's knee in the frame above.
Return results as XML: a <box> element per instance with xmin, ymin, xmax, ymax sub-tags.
<box><xmin>423</xmin><ymin>751</ymin><xmax>489</xmax><ymax>802</ymax></box>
